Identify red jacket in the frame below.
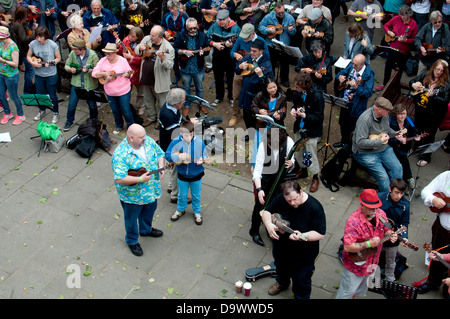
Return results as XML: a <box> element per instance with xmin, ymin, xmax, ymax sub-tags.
<box><xmin>117</xmin><ymin>36</ymin><xmax>142</xmax><ymax>86</ymax></box>
<box><xmin>383</xmin><ymin>15</ymin><xmax>418</xmax><ymax>53</ymax></box>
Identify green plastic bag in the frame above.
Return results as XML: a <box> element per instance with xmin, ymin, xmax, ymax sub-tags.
<box><xmin>37</xmin><ymin>121</ymin><xmax>61</xmax><ymax>141</ymax></box>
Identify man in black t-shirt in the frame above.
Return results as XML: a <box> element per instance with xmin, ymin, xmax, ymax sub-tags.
<box><xmin>261</xmin><ymin>179</ymin><xmax>326</xmax><ymax>299</ymax></box>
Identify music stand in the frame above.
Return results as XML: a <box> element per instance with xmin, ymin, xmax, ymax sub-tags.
<box><xmin>20</xmin><ymin>94</ymin><xmax>53</xmax><ymax>110</ymax></box>
<box><xmin>319</xmin><ymin>93</ymin><xmax>349</xmax><ymax>166</ymax></box>
<box><xmin>74</xmin><ymin>89</ymin><xmax>109</xmax><ymax>103</ymax></box>
<box><xmin>407</xmin><ymin>140</ymin><xmax>445</xmax><ymax>201</ymax></box>
<box><xmin>185</xmin><ymin>94</ymin><xmax>215</xmax><ymax>111</ymax></box>
<box><xmin>271</xmin><ymin>39</ymin><xmax>303</xmax><ymax>85</ymax></box>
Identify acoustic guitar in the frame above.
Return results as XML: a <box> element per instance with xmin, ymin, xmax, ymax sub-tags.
<box><xmin>98</xmin><ymin>70</ymin><xmax>135</xmax><ymax>85</ymax></box>
<box><xmin>348</xmin><ymin>225</ymin><xmax>407</xmax><ymax>263</ymax></box>
<box><xmin>429</xmin><ymin>192</ymin><xmax>450</xmax><ymax>213</ymax></box>
<box><xmin>127</xmin><ymin>163</ymin><xmax>174</xmax><ymax>186</ymax></box>
<box><xmin>368</xmin><ymin>128</ymin><xmax>408</xmax><ymax>144</ymax></box>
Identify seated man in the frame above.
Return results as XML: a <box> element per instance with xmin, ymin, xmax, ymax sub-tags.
<box><xmin>352</xmin><ymin>96</ymin><xmax>403</xmax><ymax>193</ymax></box>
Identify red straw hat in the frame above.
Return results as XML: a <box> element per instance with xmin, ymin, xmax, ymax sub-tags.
<box><xmin>359</xmin><ymin>189</ymin><xmax>382</xmax><ymax>209</ymax></box>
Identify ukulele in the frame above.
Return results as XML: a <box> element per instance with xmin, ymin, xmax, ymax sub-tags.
<box><xmin>271</xmin><ymin>213</ymin><xmax>308</xmax><ymax>241</ymax></box>
<box><xmin>267</xmin><ymin>23</ymin><xmax>295</xmax><ymax>38</ymax></box>
<box><xmin>385</xmin><ymin>26</ymin><xmax>410</xmax><ymax>42</ymax></box>
<box><xmin>429</xmin><ymin>192</ymin><xmax>450</xmax><ymax>213</ymax></box>
<box><xmin>141</xmin><ymin>46</ymin><xmax>170</xmax><ymax>59</ymax></box>
<box><xmin>239</xmin><ymin>1</ymin><xmax>272</xmax><ymax>20</ymax></box>
<box><xmin>0</xmin><ymin>13</ymin><xmax>12</xmax><ymax>24</ymax></box>
<box><xmin>419</xmin><ymin>42</ymin><xmax>447</xmax><ymax>58</ymax></box>
<box><xmin>113</xmin><ymin>31</ymin><xmax>131</xmax><ymax>55</ymax></box>
<box><xmin>164</xmin><ymin>29</ymin><xmax>177</xmax><ymax>41</ymax></box>
<box><xmin>256</xmin><ymin>107</ymin><xmax>287</xmax><ymax>125</ymax></box>
<box><xmin>204</xmin><ymin>0</ymin><xmax>231</xmax><ymax>23</ymax></box>
<box><xmin>368</xmin><ymin>128</ymin><xmax>408</xmax><ymax>144</ymax></box>
<box><xmin>411</xmin><ymin>87</ymin><xmax>441</xmax><ymax>96</ymax></box>
<box><xmin>404</xmin><ymin>132</ymin><xmax>429</xmax><ymax>142</ymax></box>
<box><xmin>127</xmin><ymin>163</ymin><xmax>174</xmax><ymax>186</ymax></box>
<box><xmin>302</xmin><ymin>25</ymin><xmax>324</xmax><ymax>38</ymax></box>
<box><xmin>338</xmin><ymin>77</ymin><xmax>361</xmax><ymax>91</ymax></box>
<box><xmin>354</xmin><ymin>11</ymin><xmax>384</xmax><ymax>22</ymax></box>
<box><xmin>98</xmin><ymin>70</ymin><xmax>135</xmax><ymax>85</ymax></box>
<box><xmin>348</xmin><ymin>225</ymin><xmax>407</xmax><ymax>263</ymax></box>
<box><xmin>380</xmin><ymin>216</ymin><xmax>418</xmax><ymax>251</ymax></box>
<box><xmin>240</xmin><ymin>64</ymin><xmax>267</xmax><ymax>76</ymax></box>
<box><xmin>27</xmin><ymin>8</ymin><xmax>56</xmax><ymax>22</ymax></box>
<box><xmin>423</xmin><ymin>243</ymin><xmax>450</xmax><ymax>271</ymax></box>
<box><xmin>179</xmin><ymin>47</ymin><xmax>211</xmax><ymax>60</ymax></box>
<box><xmin>31</xmin><ymin>56</ymin><xmax>57</xmax><ymax>67</ymax></box>
<box><xmin>302</xmin><ymin>68</ymin><xmax>327</xmax><ymax>75</ymax></box>
<box><xmin>69</xmin><ymin>63</ymin><xmax>93</xmax><ymax>75</ymax></box>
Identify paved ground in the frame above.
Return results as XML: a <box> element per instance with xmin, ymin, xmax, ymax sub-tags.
<box><xmin>0</xmin><ymin>5</ymin><xmax>449</xmax><ymax>305</ymax></box>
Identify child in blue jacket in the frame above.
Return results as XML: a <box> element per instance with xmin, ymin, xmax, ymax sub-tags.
<box><xmin>166</xmin><ymin>120</ymin><xmax>209</xmax><ymax>225</ymax></box>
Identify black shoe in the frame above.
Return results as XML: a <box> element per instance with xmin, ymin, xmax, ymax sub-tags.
<box><xmin>128</xmin><ymin>243</ymin><xmax>143</xmax><ymax>256</ymax></box>
<box><xmin>333</xmin><ymin>141</ymin><xmax>344</xmax><ymax>148</ymax></box>
<box><xmin>417</xmin><ymin>282</ymin><xmax>438</xmax><ymax>294</ymax></box>
<box><xmin>141</xmin><ymin>228</ymin><xmax>163</xmax><ymax>238</ymax></box>
<box><xmin>250</xmin><ymin>232</ymin><xmax>265</xmax><ymax>246</ymax></box>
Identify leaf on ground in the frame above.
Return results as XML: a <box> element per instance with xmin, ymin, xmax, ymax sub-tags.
<box><xmin>219</xmin><ymin>289</ymin><xmax>227</xmax><ymax>297</ymax></box>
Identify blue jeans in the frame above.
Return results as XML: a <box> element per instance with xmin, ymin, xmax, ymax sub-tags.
<box><xmin>66</xmin><ymin>86</ymin><xmax>98</xmax><ymax>125</ymax></box>
<box><xmin>0</xmin><ymin>73</ymin><xmax>23</xmax><ymax>116</ymax></box>
<box><xmin>106</xmin><ymin>90</ymin><xmax>134</xmax><ymax>129</ymax></box>
<box><xmin>120</xmin><ymin>200</ymin><xmax>157</xmax><ymax>245</ymax></box>
<box><xmin>21</xmin><ymin>57</ymin><xmax>35</xmax><ymax>94</ymax></box>
<box><xmin>353</xmin><ymin>146</ymin><xmax>403</xmax><ymax>193</ymax></box>
<box><xmin>177</xmin><ymin>178</ymin><xmax>202</xmax><ymax>214</ymax></box>
<box><xmin>35</xmin><ymin>74</ymin><xmax>59</xmax><ymax>113</ymax></box>
<box><xmin>181</xmin><ymin>70</ymin><xmax>204</xmax><ymax>108</ymax></box>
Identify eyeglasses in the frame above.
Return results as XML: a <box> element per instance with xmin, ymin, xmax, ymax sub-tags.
<box><xmin>187</xmin><ymin>27</ymin><xmax>198</xmax><ymax>30</ymax></box>
<box><xmin>433</xmin><ymin>20</ymin><xmax>443</xmax><ymax>24</ymax></box>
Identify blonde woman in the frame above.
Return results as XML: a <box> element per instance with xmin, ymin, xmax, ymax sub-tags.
<box><xmin>67</xmin><ymin>14</ymin><xmax>100</xmax><ymax>51</ymax></box>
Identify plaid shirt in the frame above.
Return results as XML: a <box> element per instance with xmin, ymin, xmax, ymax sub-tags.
<box><xmin>112</xmin><ymin>136</ymin><xmax>164</xmax><ymax>205</ymax></box>
<box><xmin>342</xmin><ymin>207</ymin><xmax>390</xmax><ymax>276</ymax></box>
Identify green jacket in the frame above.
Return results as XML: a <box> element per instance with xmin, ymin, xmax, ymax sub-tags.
<box><xmin>64</xmin><ymin>49</ymin><xmax>99</xmax><ymax>91</ymax></box>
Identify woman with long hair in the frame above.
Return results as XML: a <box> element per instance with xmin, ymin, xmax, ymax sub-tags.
<box><xmin>410</xmin><ymin>58</ymin><xmax>450</xmax><ymax>166</ymax></box>
<box><xmin>0</xmin><ymin>26</ymin><xmax>25</xmax><ymax>125</ymax></box>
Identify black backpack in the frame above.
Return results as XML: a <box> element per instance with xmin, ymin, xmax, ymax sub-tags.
<box><xmin>320</xmin><ymin>144</ymin><xmax>351</xmax><ymax>192</ymax></box>
<box><xmin>74</xmin><ymin>118</ymin><xmax>112</xmax><ymax>163</ymax></box>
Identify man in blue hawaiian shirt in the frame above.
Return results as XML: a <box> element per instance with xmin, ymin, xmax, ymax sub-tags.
<box><xmin>112</xmin><ymin>124</ymin><xmax>166</xmax><ymax>256</ymax></box>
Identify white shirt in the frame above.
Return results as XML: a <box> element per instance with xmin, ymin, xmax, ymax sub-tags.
<box><xmin>421</xmin><ymin>171</ymin><xmax>450</xmax><ymax>230</ymax></box>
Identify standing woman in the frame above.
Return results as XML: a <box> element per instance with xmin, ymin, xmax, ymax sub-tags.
<box><xmin>92</xmin><ymin>43</ymin><xmax>134</xmax><ymax>135</ymax></box>
<box><xmin>117</xmin><ymin>27</ymin><xmax>145</xmax><ymax>117</ymax></box>
<box><xmin>343</xmin><ymin>23</ymin><xmax>374</xmax><ymax>65</ymax></box>
<box><xmin>27</xmin><ymin>26</ymin><xmax>61</xmax><ymax>123</ymax></box>
<box><xmin>0</xmin><ymin>26</ymin><xmax>26</xmax><ymax>125</ymax></box>
<box><xmin>410</xmin><ymin>59</ymin><xmax>450</xmax><ymax>166</ymax></box>
<box><xmin>11</xmin><ymin>5</ymin><xmax>36</xmax><ymax>95</ymax></box>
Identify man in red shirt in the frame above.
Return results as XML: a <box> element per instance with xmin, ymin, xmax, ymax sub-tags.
<box><xmin>335</xmin><ymin>189</ymin><xmax>398</xmax><ymax>299</ymax></box>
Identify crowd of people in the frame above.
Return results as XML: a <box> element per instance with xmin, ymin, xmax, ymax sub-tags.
<box><xmin>0</xmin><ymin>0</ymin><xmax>449</xmax><ymax>300</ymax></box>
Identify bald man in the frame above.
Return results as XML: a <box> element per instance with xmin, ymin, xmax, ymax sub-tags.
<box><xmin>334</xmin><ymin>53</ymin><xmax>374</xmax><ymax>148</ymax></box>
<box><xmin>112</xmin><ymin>124</ymin><xmax>166</xmax><ymax>256</ymax></box>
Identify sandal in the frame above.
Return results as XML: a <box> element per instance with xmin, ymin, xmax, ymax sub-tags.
<box><xmin>417</xmin><ymin>160</ymin><xmax>429</xmax><ymax>167</ymax></box>
<box><xmin>171</xmin><ymin>211</ymin><xmax>185</xmax><ymax>221</ymax></box>
<box><xmin>194</xmin><ymin>214</ymin><xmax>203</xmax><ymax>225</ymax></box>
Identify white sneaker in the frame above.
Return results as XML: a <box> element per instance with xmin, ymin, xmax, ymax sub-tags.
<box><xmin>52</xmin><ymin>113</ymin><xmax>59</xmax><ymax>124</ymax></box>
<box><xmin>230</xmin><ymin>99</ymin><xmax>234</xmax><ymax>107</ymax></box>
<box><xmin>212</xmin><ymin>99</ymin><xmax>221</xmax><ymax>107</ymax></box>
<box><xmin>34</xmin><ymin>111</ymin><xmax>45</xmax><ymax>121</ymax></box>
